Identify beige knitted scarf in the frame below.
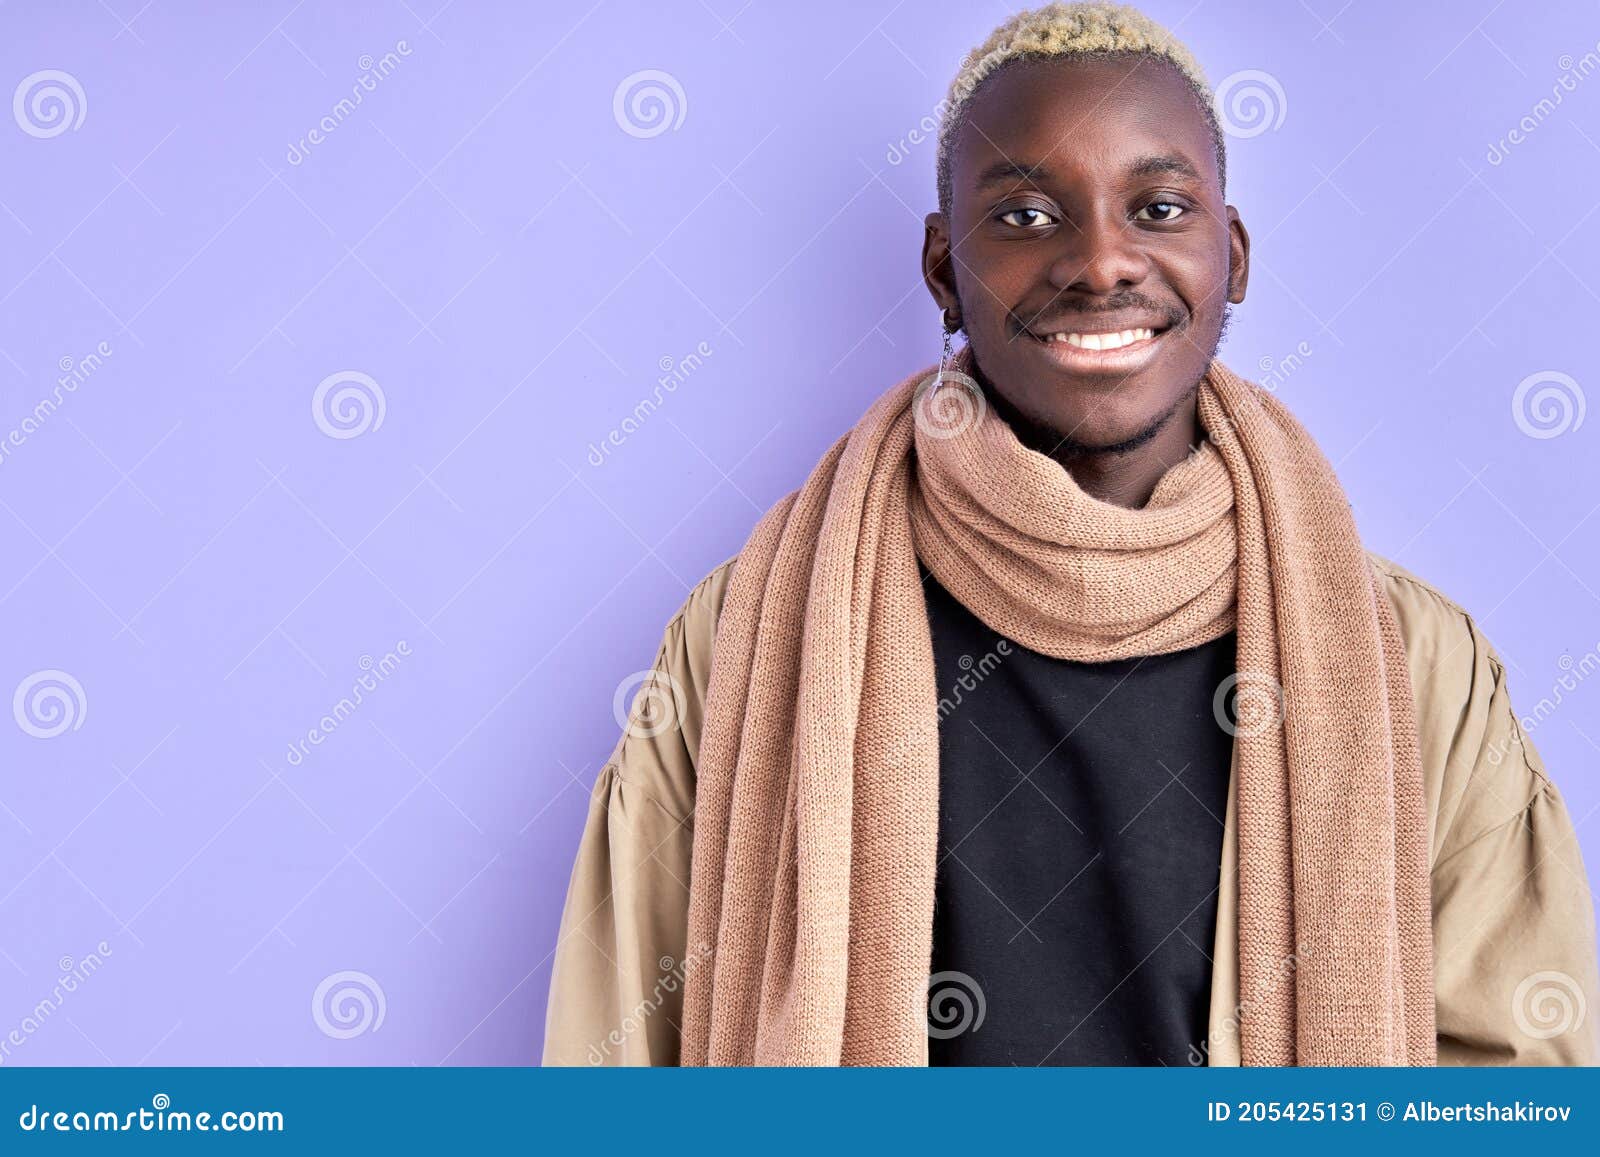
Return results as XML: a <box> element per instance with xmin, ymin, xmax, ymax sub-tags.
<box><xmin>680</xmin><ymin>345</ymin><xmax>1434</xmax><ymax>1066</ymax></box>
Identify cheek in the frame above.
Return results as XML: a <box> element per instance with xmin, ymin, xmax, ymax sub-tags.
<box><xmin>953</xmin><ymin>242</ymin><xmax>1033</xmax><ymax>319</ymax></box>
<box><xmin>1171</xmin><ymin>244</ymin><xmax>1233</xmax><ymax>318</ymax></box>
<box><xmin>1155</xmin><ymin>272</ymin><xmax>1214</xmax><ymax>338</ymax></box>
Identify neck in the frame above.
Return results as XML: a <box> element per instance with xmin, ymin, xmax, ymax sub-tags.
<box><xmin>980</xmin><ymin>384</ymin><xmax>1201</xmax><ymax>510</ymax></box>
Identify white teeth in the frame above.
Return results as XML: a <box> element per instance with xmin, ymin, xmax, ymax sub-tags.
<box><xmin>1044</xmin><ymin>327</ymin><xmax>1155</xmax><ymax>350</ymax></box>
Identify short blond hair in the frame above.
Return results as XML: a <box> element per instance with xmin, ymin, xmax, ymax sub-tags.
<box><xmin>935</xmin><ymin>2</ymin><xmax>1224</xmax><ymax>217</ymax></box>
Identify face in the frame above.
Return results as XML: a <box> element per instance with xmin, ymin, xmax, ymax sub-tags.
<box><xmin>923</xmin><ymin>54</ymin><xmax>1249</xmax><ymax>454</ymax></box>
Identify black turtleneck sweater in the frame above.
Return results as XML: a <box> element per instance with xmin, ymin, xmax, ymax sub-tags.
<box><xmin>922</xmin><ymin>564</ymin><xmax>1236</xmax><ymax>1066</ymax></box>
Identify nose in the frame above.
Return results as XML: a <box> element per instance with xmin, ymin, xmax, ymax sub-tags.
<box><xmin>1048</xmin><ymin>210</ymin><xmax>1150</xmax><ymax>295</ymax></box>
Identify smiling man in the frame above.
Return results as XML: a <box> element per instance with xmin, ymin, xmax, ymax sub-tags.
<box><xmin>925</xmin><ymin>41</ymin><xmax>1243</xmax><ymax>510</ymax></box>
<box><xmin>543</xmin><ymin>2</ymin><xmax>1600</xmax><ymax>1066</ymax></box>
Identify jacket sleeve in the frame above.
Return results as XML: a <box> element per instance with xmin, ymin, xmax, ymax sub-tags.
<box><xmin>1421</xmin><ymin>611</ymin><xmax>1600</xmax><ymax>1065</ymax></box>
<box><xmin>540</xmin><ymin>561</ymin><xmax>731</xmax><ymax>1066</ymax></box>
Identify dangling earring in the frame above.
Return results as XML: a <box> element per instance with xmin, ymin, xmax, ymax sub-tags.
<box><xmin>918</xmin><ymin>307</ymin><xmax>984</xmax><ymax>439</ymax></box>
<box><xmin>939</xmin><ymin>307</ymin><xmax>957</xmax><ymax>377</ymax></box>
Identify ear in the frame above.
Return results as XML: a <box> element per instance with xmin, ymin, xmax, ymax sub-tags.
<box><xmin>922</xmin><ymin>211</ymin><xmax>961</xmax><ymax>323</ymax></box>
<box><xmin>1225</xmin><ymin>205</ymin><xmax>1250</xmax><ymax>304</ymax></box>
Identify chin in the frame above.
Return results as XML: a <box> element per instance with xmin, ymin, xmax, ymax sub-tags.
<box><xmin>1060</xmin><ymin>421</ymin><xmax>1155</xmax><ymax>454</ymax></box>
<box><xmin>1036</xmin><ymin>391</ymin><xmax>1170</xmax><ymax>451</ymax></box>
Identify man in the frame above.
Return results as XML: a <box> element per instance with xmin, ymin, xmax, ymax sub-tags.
<box><xmin>544</xmin><ymin>2</ymin><xmax>1599</xmax><ymax>1066</ymax></box>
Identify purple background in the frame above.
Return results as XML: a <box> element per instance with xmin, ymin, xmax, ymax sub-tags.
<box><xmin>0</xmin><ymin>0</ymin><xmax>1596</xmax><ymax>1066</ymax></box>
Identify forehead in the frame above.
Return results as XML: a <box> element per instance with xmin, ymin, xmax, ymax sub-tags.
<box><xmin>952</xmin><ymin>54</ymin><xmax>1215</xmax><ymax>190</ymax></box>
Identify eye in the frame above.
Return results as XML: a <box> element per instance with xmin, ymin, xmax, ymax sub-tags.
<box><xmin>1136</xmin><ymin>200</ymin><xmax>1186</xmax><ymax>222</ymax></box>
<box><xmin>997</xmin><ymin>206</ymin><xmax>1057</xmax><ymax>229</ymax></box>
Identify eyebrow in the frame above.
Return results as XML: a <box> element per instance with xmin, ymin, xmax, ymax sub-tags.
<box><xmin>972</xmin><ymin>153</ymin><xmax>1203</xmax><ymax>190</ymax></box>
<box><xmin>1127</xmin><ymin>153</ymin><xmax>1203</xmax><ymax>181</ymax></box>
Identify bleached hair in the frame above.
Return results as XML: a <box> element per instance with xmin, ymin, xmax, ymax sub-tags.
<box><xmin>935</xmin><ymin>2</ymin><xmax>1225</xmax><ymax>217</ymax></box>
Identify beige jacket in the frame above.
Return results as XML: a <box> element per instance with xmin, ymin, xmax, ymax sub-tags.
<box><xmin>543</xmin><ymin>550</ymin><xmax>1600</xmax><ymax>1066</ymax></box>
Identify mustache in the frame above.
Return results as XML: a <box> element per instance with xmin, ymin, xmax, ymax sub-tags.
<box><xmin>1011</xmin><ymin>295</ymin><xmax>1184</xmax><ymax>335</ymax></box>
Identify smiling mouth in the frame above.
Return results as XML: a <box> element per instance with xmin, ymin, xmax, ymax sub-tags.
<box><xmin>1034</xmin><ymin>326</ymin><xmax>1161</xmax><ymax>351</ymax></box>
<box><xmin>1022</xmin><ymin>320</ymin><xmax>1176</xmax><ymax>372</ymax></box>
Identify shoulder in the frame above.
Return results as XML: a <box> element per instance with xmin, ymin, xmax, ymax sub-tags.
<box><xmin>1364</xmin><ymin>550</ymin><xmax>1555</xmax><ymax>864</ymax></box>
<box><xmin>1366</xmin><ymin>548</ymin><xmax>1522</xmax><ymax>709</ymax></box>
<box><xmin>662</xmin><ymin>555</ymin><xmax>736</xmax><ymax>690</ymax></box>
<box><xmin>1366</xmin><ymin>549</ymin><xmax>1478</xmax><ymax>653</ymax></box>
<box><xmin>646</xmin><ymin>555</ymin><xmax>737</xmax><ymax>772</ymax></box>
<box><xmin>666</xmin><ymin>554</ymin><xmax>736</xmax><ymax>646</ymax></box>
